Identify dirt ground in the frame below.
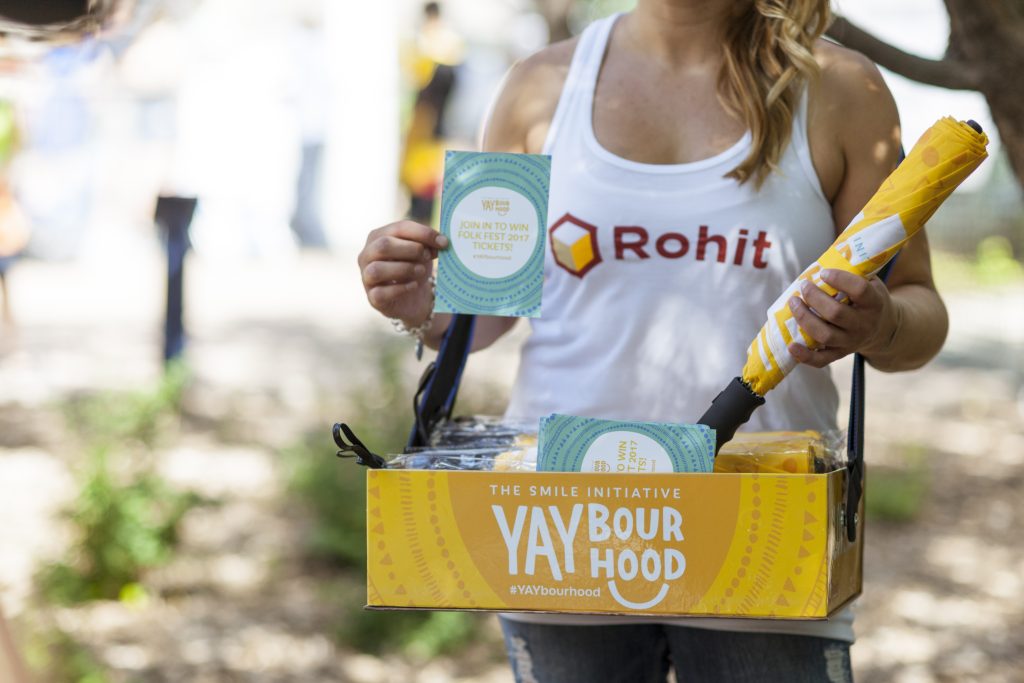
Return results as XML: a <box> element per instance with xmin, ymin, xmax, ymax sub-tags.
<box><xmin>1</xmin><ymin>252</ymin><xmax>1021</xmax><ymax>682</ymax></box>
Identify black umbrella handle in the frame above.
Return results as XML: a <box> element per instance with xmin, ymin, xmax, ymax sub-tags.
<box><xmin>697</xmin><ymin>377</ymin><xmax>766</xmax><ymax>454</ymax></box>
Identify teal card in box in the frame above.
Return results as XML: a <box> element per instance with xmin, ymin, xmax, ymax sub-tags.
<box><xmin>435</xmin><ymin>151</ymin><xmax>551</xmax><ymax>317</ymax></box>
<box><xmin>537</xmin><ymin>414</ymin><xmax>716</xmax><ymax>473</ymax></box>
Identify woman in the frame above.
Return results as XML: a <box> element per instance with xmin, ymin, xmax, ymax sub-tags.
<box><xmin>358</xmin><ymin>1</ymin><xmax>947</xmax><ymax>680</ymax></box>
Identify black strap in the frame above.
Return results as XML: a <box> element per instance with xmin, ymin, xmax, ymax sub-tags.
<box><xmin>845</xmin><ymin>143</ymin><xmax>905</xmax><ymax>542</ymax></box>
<box><xmin>334</xmin><ymin>423</ymin><xmax>386</xmax><ymax>469</ymax></box>
<box><xmin>846</xmin><ymin>352</ymin><xmax>867</xmax><ymax>542</ymax></box>
<box><xmin>846</xmin><ymin>253</ymin><xmax>899</xmax><ymax>541</ymax></box>
<box><xmin>407</xmin><ymin>314</ymin><xmax>477</xmax><ymax>449</ymax></box>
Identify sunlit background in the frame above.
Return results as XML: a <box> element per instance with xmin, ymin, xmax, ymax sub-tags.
<box><xmin>0</xmin><ymin>0</ymin><xmax>1021</xmax><ymax>682</ymax></box>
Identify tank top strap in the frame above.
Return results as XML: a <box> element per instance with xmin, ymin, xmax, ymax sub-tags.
<box><xmin>790</xmin><ymin>83</ymin><xmax>829</xmax><ymax>204</ymax></box>
<box><xmin>542</xmin><ymin>13</ymin><xmax>621</xmax><ymax>154</ymax></box>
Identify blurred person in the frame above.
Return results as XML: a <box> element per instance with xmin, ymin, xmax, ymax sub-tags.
<box><xmin>400</xmin><ymin>1</ymin><xmax>464</xmax><ymax>223</ymax></box>
<box><xmin>137</xmin><ymin>0</ymin><xmax>300</xmax><ymax>261</ymax></box>
<box><xmin>360</xmin><ymin>0</ymin><xmax>949</xmax><ymax>680</ymax></box>
<box><xmin>0</xmin><ymin>98</ymin><xmax>28</xmax><ymax>342</ymax></box>
<box><xmin>288</xmin><ymin>6</ymin><xmax>329</xmax><ymax>248</ymax></box>
<box><xmin>17</xmin><ymin>41</ymin><xmax>102</xmax><ymax>260</ymax></box>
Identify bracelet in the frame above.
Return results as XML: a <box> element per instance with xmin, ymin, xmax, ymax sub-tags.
<box><xmin>390</xmin><ymin>276</ymin><xmax>435</xmax><ymax>355</ymax></box>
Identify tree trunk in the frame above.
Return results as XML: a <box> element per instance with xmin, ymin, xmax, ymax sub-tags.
<box><xmin>944</xmin><ymin>0</ymin><xmax>1024</xmax><ymax>184</ymax></box>
<box><xmin>828</xmin><ymin>0</ymin><xmax>1024</xmax><ymax>188</ymax></box>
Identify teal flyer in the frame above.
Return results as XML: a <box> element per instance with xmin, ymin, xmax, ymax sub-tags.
<box><xmin>435</xmin><ymin>151</ymin><xmax>551</xmax><ymax>317</ymax></box>
<box><xmin>537</xmin><ymin>414</ymin><xmax>716</xmax><ymax>474</ymax></box>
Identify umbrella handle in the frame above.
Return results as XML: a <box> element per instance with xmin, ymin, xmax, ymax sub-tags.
<box><xmin>697</xmin><ymin>377</ymin><xmax>765</xmax><ymax>454</ymax></box>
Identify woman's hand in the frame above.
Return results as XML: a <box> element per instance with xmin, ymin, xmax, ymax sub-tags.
<box><xmin>787</xmin><ymin>269</ymin><xmax>900</xmax><ymax>368</ymax></box>
<box><xmin>358</xmin><ymin>220</ymin><xmax>449</xmax><ymax>326</ymax></box>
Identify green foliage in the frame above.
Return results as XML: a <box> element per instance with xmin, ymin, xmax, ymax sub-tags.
<box><xmin>339</xmin><ymin>608</ymin><xmax>480</xmax><ymax>659</ymax></box>
<box><xmin>38</xmin><ymin>363</ymin><xmax>200</xmax><ymax>605</ymax></box>
<box><xmin>62</xmin><ymin>361</ymin><xmax>189</xmax><ymax>449</ymax></box>
<box><xmin>974</xmin><ymin>236</ymin><xmax>1024</xmax><ymax>286</ymax></box>
<box><xmin>39</xmin><ymin>448</ymin><xmax>200</xmax><ymax>604</ymax></box>
<box><xmin>932</xmin><ymin>241</ymin><xmax>1024</xmax><ymax>291</ymax></box>
<box><xmin>21</xmin><ymin>620</ymin><xmax>111</xmax><ymax>683</ymax></box>
<box><xmin>319</xmin><ymin>578</ymin><xmax>483</xmax><ymax>658</ymax></box>
<box><xmin>284</xmin><ymin>431</ymin><xmax>371</xmax><ymax>567</ymax></box>
<box><xmin>866</xmin><ymin>446</ymin><xmax>930</xmax><ymax>522</ymax></box>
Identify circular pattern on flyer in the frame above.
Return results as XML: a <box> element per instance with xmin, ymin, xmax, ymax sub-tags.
<box><xmin>449</xmin><ymin>186</ymin><xmax>538</xmax><ymax>279</ymax></box>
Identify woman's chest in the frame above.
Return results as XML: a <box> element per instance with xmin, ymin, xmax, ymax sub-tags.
<box><xmin>591</xmin><ymin>57</ymin><xmax>746</xmax><ymax>166</ymax></box>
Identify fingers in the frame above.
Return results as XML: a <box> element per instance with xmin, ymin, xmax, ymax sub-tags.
<box><xmin>358</xmin><ymin>221</ymin><xmax>444</xmax><ymax>319</ymax></box>
<box><xmin>382</xmin><ymin>220</ymin><xmax>450</xmax><ymax>250</ymax></box>
<box><xmin>789</xmin><ymin>295</ymin><xmax>844</xmax><ymax>348</ymax></box>
<box><xmin>361</xmin><ymin>234</ymin><xmax>435</xmax><ymax>265</ymax></box>
<box><xmin>367</xmin><ymin>280</ymin><xmax>421</xmax><ymax>310</ymax></box>
<box><xmin>820</xmin><ymin>269</ymin><xmax>875</xmax><ymax>306</ymax></box>
<box><xmin>362</xmin><ymin>261</ymin><xmax>427</xmax><ymax>288</ymax></box>
<box><xmin>789</xmin><ymin>269</ymin><xmax>896</xmax><ymax>367</ymax></box>
<box><xmin>799</xmin><ymin>279</ymin><xmax>853</xmax><ymax>327</ymax></box>
<box><xmin>359</xmin><ymin>221</ymin><xmax>449</xmax><ymax>268</ymax></box>
<box><xmin>788</xmin><ymin>342</ymin><xmax>847</xmax><ymax>369</ymax></box>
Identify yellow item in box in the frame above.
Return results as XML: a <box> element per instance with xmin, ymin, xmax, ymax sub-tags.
<box><xmin>714</xmin><ymin>430</ymin><xmax>825</xmax><ymax>475</ymax></box>
<box><xmin>514</xmin><ymin>433</ymin><xmax>537</xmax><ymax>448</ymax></box>
<box><xmin>493</xmin><ymin>445</ymin><xmax>538</xmax><ymax>472</ymax></box>
<box><xmin>493</xmin><ymin>434</ymin><xmax>539</xmax><ymax>472</ymax></box>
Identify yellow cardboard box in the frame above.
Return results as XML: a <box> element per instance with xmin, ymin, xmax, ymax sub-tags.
<box><xmin>366</xmin><ymin>468</ymin><xmax>862</xmax><ymax>619</ymax></box>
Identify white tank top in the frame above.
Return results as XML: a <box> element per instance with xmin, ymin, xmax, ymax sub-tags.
<box><xmin>502</xmin><ymin>14</ymin><xmax>854</xmax><ymax>642</ymax></box>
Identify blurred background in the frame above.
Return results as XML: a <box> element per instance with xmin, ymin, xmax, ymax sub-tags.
<box><xmin>0</xmin><ymin>0</ymin><xmax>1020</xmax><ymax>682</ymax></box>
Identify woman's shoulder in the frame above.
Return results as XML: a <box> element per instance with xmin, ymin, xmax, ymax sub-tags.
<box><xmin>812</xmin><ymin>39</ymin><xmax>894</xmax><ymax>110</ymax></box>
<box><xmin>805</xmin><ymin>39</ymin><xmax>901</xmax><ymax>202</ymax></box>
<box><xmin>515</xmin><ymin>36</ymin><xmax>579</xmax><ymax>81</ymax></box>
<box><xmin>812</xmin><ymin>38</ymin><xmax>900</xmax><ymax>151</ymax></box>
<box><xmin>481</xmin><ymin>37</ymin><xmax>579</xmax><ymax>154</ymax></box>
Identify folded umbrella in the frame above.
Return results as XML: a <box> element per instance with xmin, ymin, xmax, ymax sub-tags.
<box><xmin>700</xmin><ymin>117</ymin><xmax>989</xmax><ymax>452</ymax></box>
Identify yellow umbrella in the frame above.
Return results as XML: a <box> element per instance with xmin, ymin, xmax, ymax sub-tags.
<box><xmin>745</xmin><ymin>117</ymin><xmax>988</xmax><ymax>395</ymax></box>
<box><xmin>700</xmin><ymin>117</ymin><xmax>989</xmax><ymax>451</ymax></box>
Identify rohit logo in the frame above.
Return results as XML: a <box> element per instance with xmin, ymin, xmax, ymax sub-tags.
<box><xmin>550</xmin><ymin>213</ymin><xmax>602</xmax><ymax>278</ymax></box>
<box><xmin>548</xmin><ymin>211</ymin><xmax>774</xmax><ymax>278</ymax></box>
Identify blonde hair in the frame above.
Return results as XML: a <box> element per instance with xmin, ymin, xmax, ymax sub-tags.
<box><xmin>719</xmin><ymin>0</ymin><xmax>831</xmax><ymax>187</ymax></box>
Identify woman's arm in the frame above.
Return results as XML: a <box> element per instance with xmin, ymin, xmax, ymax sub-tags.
<box><xmin>789</xmin><ymin>44</ymin><xmax>949</xmax><ymax>372</ymax></box>
<box><xmin>360</xmin><ymin>44</ymin><xmax>571</xmax><ymax>353</ymax></box>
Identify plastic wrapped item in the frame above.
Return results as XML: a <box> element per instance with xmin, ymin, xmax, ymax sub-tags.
<box><xmin>713</xmin><ymin>430</ymin><xmax>845</xmax><ymax>474</ymax></box>
<box><xmin>430</xmin><ymin>416</ymin><xmax>537</xmax><ymax>449</ymax></box>
<box><xmin>368</xmin><ymin>419</ymin><xmax>844</xmax><ymax>475</ymax></box>
<box><xmin>372</xmin><ymin>417</ymin><xmax>540</xmax><ymax>471</ymax></box>
<box><xmin>386</xmin><ymin>448</ymin><xmax>504</xmax><ymax>471</ymax></box>
<box><xmin>384</xmin><ymin>445</ymin><xmax>535</xmax><ymax>471</ymax></box>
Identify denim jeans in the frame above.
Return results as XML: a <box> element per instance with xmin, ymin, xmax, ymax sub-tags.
<box><xmin>499</xmin><ymin>619</ymin><xmax>854</xmax><ymax>683</ymax></box>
